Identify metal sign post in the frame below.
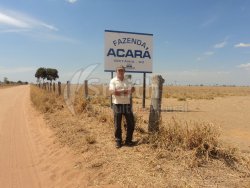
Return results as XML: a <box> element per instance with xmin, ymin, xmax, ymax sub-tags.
<box><xmin>143</xmin><ymin>72</ymin><xmax>146</xmax><ymax>108</ymax></box>
<box><xmin>110</xmin><ymin>71</ymin><xmax>114</xmax><ymax>108</ymax></box>
<box><xmin>125</xmin><ymin>74</ymin><xmax>133</xmax><ymax>107</ymax></box>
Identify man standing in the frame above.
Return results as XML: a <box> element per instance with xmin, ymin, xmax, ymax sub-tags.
<box><xmin>109</xmin><ymin>66</ymin><xmax>135</xmax><ymax>148</ymax></box>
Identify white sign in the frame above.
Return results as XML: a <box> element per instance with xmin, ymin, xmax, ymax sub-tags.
<box><xmin>104</xmin><ymin>30</ymin><xmax>153</xmax><ymax>73</ymax></box>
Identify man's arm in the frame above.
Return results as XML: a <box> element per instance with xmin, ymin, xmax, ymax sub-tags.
<box><xmin>109</xmin><ymin>80</ymin><xmax>123</xmax><ymax>96</ymax></box>
<box><xmin>109</xmin><ymin>89</ymin><xmax>123</xmax><ymax>96</ymax></box>
<box><xmin>109</xmin><ymin>79</ymin><xmax>135</xmax><ymax>96</ymax></box>
<box><xmin>109</xmin><ymin>88</ymin><xmax>134</xmax><ymax>96</ymax></box>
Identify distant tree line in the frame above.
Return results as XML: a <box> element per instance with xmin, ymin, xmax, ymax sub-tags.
<box><xmin>35</xmin><ymin>67</ymin><xmax>59</xmax><ymax>83</ymax></box>
<box><xmin>0</xmin><ymin>77</ymin><xmax>28</xmax><ymax>85</ymax></box>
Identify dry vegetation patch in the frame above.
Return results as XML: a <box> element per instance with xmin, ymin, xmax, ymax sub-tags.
<box><xmin>163</xmin><ymin>86</ymin><xmax>250</xmax><ymax>100</ymax></box>
<box><xmin>30</xmin><ymin>85</ymin><xmax>250</xmax><ymax>187</ymax></box>
<box><xmin>146</xmin><ymin>118</ymin><xmax>250</xmax><ymax>170</ymax></box>
<box><xmin>66</xmin><ymin>85</ymin><xmax>250</xmax><ymax>101</ymax></box>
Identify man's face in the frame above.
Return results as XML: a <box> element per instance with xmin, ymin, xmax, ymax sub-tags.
<box><xmin>116</xmin><ymin>68</ymin><xmax>125</xmax><ymax>79</ymax></box>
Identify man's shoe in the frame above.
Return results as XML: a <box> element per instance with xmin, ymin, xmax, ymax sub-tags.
<box><xmin>125</xmin><ymin>141</ymin><xmax>136</xmax><ymax>147</ymax></box>
<box><xmin>116</xmin><ymin>142</ymin><xmax>122</xmax><ymax>148</ymax></box>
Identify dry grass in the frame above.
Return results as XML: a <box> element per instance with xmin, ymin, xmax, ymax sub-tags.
<box><xmin>163</xmin><ymin>86</ymin><xmax>250</xmax><ymax>100</ymax></box>
<box><xmin>30</xmin><ymin>85</ymin><xmax>64</xmax><ymax>113</ymax></box>
<box><xmin>69</xmin><ymin>84</ymin><xmax>250</xmax><ymax>100</ymax></box>
<box><xmin>30</xmin><ymin>85</ymin><xmax>250</xmax><ymax>187</ymax></box>
<box><xmin>146</xmin><ymin>118</ymin><xmax>250</xmax><ymax>170</ymax></box>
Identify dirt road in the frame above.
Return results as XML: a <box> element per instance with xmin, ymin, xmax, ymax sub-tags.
<box><xmin>0</xmin><ymin>86</ymin><xmax>89</xmax><ymax>188</ymax></box>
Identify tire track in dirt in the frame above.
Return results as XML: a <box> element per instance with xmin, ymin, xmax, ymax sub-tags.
<box><xmin>0</xmin><ymin>85</ymin><xmax>91</xmax><ymax>188</ymax></box>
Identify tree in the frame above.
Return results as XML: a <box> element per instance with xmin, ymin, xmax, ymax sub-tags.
<box><xmin>46</xmin><ymin>68</ymin><xmax>59</xmax><ymax>83</ymax></box>
<box><xmin>17</xmin><ymin>80</ymin><xmax>22</xmax><ymax>84</ymax></box>
<box><xmin>35</xmin><ymin>67</ymin><xmax>47</xmax><ymax>83</ymax></box>
<box><xmin>35</xmin><ymin>67</ymin><xmax>59</xmax><ymax>83</ymax></box>
<box><xmin>3</xmin><ymin>77</ymin><xmax>9</xmax><ymax>84</ymax></box>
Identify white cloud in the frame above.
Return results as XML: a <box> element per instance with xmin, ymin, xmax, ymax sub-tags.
<box><xmin>197</xmin><ymin>38</ymin><xmax>229</xmax><ymax>62</ymax></box>
<box><xmin>66</xmin><ymin>0</ymin><xmax>78</xmax><ymax>3</ymax></box>
<box><xmin>204</xmin><ymin>51</ymin><xmax>214</xmax><ymax>56</ymax></box>
<box><xmin>0</xmin><ymin>8</ymin><xmax>78</xmax><ymax>44</ymax></box>
<box><xmin>0</xmin><ymin>67</ymin><xmax>35</xmax><ymax>74</ymax></box>
<box><xmin>30</xmin><ymin>32</ymin><xmax>80</xmax><ymax>44</ymax></box>
<box><xmin>238</xmin><ymin>63</ymin><xmax>250</xmax><ymax>70</ymax></box>
<box><xmin>196</xmin><ymin>51</ymin><xmax>214</xmax><ymax>62</ymax></box>
<box><xmin>39</xmin><ymin>23</ymin><xmax>58</xmax><ymax>31</ymax></box>
<box><xmin>0</xmin><ymin>9</ymin><xmax>58</xmax><ymax>31</ymax></box>
<box><xmin>196</xmin><ymin>57</ymin><xmax>202</xmax><ymax>61</ymax></box>
<box><xmin>234</xmin><ymin>43</ymin><xmax>250</xmax><ymax>48</ymax></box>
<box><xmin>214</xmin><ymin>41</ymin><xmax>227</xmax><ymax>48</ymax></box>
<box><xmin>0</xmin><ymin>12</ymin><xmax>30</xmax><ymax>28</ymax></box>
<box><xmin>201</xmin><ymin>17</ymin><xmax>217</xmax><ymax>27</ymax></box>
<box><xmin>0</xmin><ymin>28</ymin><xmax>29</xmax><ymax>33</ymax></box>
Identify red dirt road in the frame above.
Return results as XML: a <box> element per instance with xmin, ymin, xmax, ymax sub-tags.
<box><xmin>0</xmin><ymin>86</ymin><xmax>89</xmax><ymax>188</ymax></box>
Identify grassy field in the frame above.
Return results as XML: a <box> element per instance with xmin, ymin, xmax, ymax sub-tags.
<box><xmin>78</xmin><ymin>84</ymin><xmax>250</xmax><ymax>100</ymax></box>
<box><xmin>30</xmin><ymin>85</ymin><xmax>250</xmax><ymax>187</ymax></box>
<box><xmin>162</xmin><ymin>86</ymin><xmax>250</xmax><ymax>100</ymax></box>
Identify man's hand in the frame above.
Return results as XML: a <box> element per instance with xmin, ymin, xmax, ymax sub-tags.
<box><xmin>124</xmin><ymin>87</ymin><xmax>135</xmax><ymax>95</ymax></box>
<box><xmin>114</xmin><ymin>89</ymin><xmax>122</xmax><ymax>96</ymax></box>
<box><xmin>111</xmin><ymin>87</ymin><xmax>135</xmax><ymax>96</ymax></box>
<box><xmin>130</xmin><ymin>87</ymin><xmax>135</xmax><ymax>93</ymax></box>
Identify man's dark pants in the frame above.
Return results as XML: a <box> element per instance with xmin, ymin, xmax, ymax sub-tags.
<box><xmin>112</xmin><ymin>104</ymin><xmax>135</xmax><ymax>143</ymax></box>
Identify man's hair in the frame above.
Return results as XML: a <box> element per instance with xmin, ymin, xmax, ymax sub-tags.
<box><xmin>116</xmin><ymin>65</ymin><xmax>125</xmax><ymax>71</ymax></box>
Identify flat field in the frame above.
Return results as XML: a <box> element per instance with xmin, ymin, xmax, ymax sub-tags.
<box><xmin>31</xmin><ymin>85</ymin><xmax>250</xmax><ymax>187</ymax></box>
<box><xmin>2</xmin><ymin>85</ymin><xmax>249</xmax><ymax>187</ymax></box>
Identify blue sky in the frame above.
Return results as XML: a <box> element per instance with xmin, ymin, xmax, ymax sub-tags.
<box><xmin>0</xmin><ymin>0</ymin><xmax>250</xmax><ymax>85</ymax></box>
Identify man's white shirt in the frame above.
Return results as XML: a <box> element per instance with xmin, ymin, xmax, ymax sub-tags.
<box><xmin>109</xmin><ymin>76</ymin><xmax>132</xmax><ymax>104</ymax></box>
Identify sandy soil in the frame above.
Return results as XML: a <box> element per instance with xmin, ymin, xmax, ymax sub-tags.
<box><xmin>138</xmin><ymin>96</ymin><xmax>250</xmax><ymax>152</ymax></box>
<box><xmin>168</xmin><ymin>97</ymin><xmax>250</xmax><ymax>152</ymax></box>
<box><xmin>1</xmin><ymin>85</ymin><xmax>249</xmax><ymax>187</ymax></box>
<box><xmin>0</xmin><ymin>85</ymin><xmax>98</xmax><ymax>188</ymax></box>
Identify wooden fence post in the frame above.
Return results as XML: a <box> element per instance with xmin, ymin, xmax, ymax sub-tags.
<box><xmin>58</xmin><ymin>82</ymin><xmax>61</xmax><ymax>95</ymax></box>
<box><xmin>67</xmin><ymin>81</ymin><xmax>70</xmax><ymax>98</ymax></box>
<box><xmin>125</xmin><ymin>75</ymin><xmax>133</xmax><ymax>106</ymax></box>
<box><xmin>84</xmin><ymin>80</ymin><xmax>88</xmax><ymax>99</ymax></box>
<box><xmin>53</xmin><ymin>83</ymin><xmax>55</xmax><ymax>92</ymax></box>
<box><xmin>148</xmin><ymin>75</ymin><xmax>165</xmax><ymax>133</ymax></box>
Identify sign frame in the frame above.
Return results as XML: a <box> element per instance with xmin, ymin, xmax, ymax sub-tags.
<box><xmin>104</xmin><ymin>30</ymin><xmax>153</xmax><ymax>73</ymax></box>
